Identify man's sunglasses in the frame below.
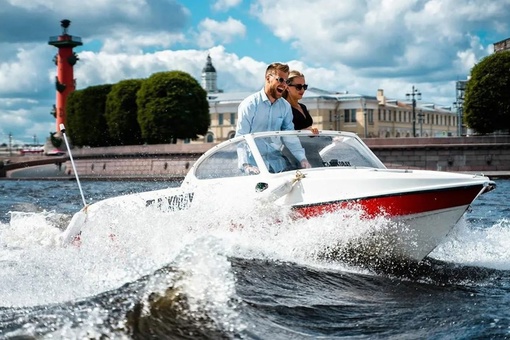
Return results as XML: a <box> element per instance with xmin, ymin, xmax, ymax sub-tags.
<box><xmin>288</xmin><ymin>84</ymin><xmax>308</xmax><ymax>91</ymax></box>
<box><xmin>270</xmin><ymin>74</ymin><xmax>288</xmax><ymax>84</ymax></box>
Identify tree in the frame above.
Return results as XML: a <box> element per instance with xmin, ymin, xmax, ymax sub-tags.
<box><xmin>136</xmin><ymin>71</ymin><xmax>210</xmax><ymax>144</ymax></box>
<box><xmin>67</xmin><ymin>84</ymin><xmax>113</xmax><ymax>146</ymax></box>
<box><xmin>66</xmin><ymin>89</ymin><xmax>85</xmax><ymax>146</ymax></box>
<box><xmin>105</xmin><ymin>79</ymin><xmax>144</xmax><ymax>145</ymax></box>
<box><xmin>464</xmin><ymin>51</ymin><xmax>510</xmax><ymax>134</ymax></box>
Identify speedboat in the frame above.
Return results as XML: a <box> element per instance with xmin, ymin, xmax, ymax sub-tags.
<box><xmin>61</xmin><ymin>130</ymin><xmax>496</xmax><ymax>262</ymax></box>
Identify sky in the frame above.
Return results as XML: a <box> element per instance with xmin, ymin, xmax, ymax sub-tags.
<box><xmin>1</xmin><ymin>0</ymin><xmax>509</xmax><ymax>146</ymax></box>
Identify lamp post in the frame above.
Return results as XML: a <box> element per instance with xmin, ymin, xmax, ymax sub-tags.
<box><xmin>405</xmin><ymin>85</ymin><xmax>421</xmax><ymax>137</ymax></box>
<box><xmin>418</xmin><ymin>110</ymin><xmax>424</xmax><ymax>137</ymax></box>
<box><xmin>453</xmin><ymin>101</ymin><xmax>463</xmax><ymax>136</ymax></box>
<box><xmin>361</xmin><ymin>98</ymin><xmax>367</xmax><ymax>138</ymax></box>
<box><xmin>334</xmin><ymin>113</ymin><xmax>341</xmax><ymax>131</ymax></box>
<box><xmin>8</xmin><ymin>132</ymin><xmax>12</xmax><ymax>156</ymax></box>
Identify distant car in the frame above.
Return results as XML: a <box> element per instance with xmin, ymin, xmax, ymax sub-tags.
<box><xmin>20</xmin><ymin>146</ymin><xmax>44</xmax><ymax>155</ymax></box>
<box><xmin>46</xmin><ymin>149</ymin><xmax>66</xmax><ymax>156</ymax></box>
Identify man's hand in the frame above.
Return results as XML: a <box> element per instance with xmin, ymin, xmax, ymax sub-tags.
<box><xmin>243</xmin><ymin>163</ymin><xmax>260</xmax><ymax>175</ymax></box>
<box><xmin>300</xmin><ymin>159</ymin><xmax>312</xmax><ymax>169</ymax></box>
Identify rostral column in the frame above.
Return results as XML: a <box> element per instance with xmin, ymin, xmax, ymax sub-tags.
<box><xmin>48</xmin><ymin>19</ymin><xmax>82</xmax><ymax>133</ymax></box>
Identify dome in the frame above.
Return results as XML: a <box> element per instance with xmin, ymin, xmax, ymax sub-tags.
<box><xmin>202</xmin><ymin>55</ymin><xmax>216</xmax><ymax>73</ymax></box>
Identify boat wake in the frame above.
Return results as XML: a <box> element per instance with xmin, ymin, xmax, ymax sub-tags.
<box><xmin>1</xmin><ymin>192</ymin><xmax>509</xmax><ymax>338</ymax></box>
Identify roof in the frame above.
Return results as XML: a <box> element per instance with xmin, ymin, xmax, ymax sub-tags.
<box><xmin>206</xmin><ymin>87</ymin><xmax>371</xmax><ymax>104</ymax></box>
<box><xmin>202</xmin><ymin>55</ymin><xmax>216</xmax><ymax>73</ymax></box>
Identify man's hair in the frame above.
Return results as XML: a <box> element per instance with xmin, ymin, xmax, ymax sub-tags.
<box><xmin>265</xmin><ymin>62</ymin><xmax>289</xmax><ymax>76</ymax></box>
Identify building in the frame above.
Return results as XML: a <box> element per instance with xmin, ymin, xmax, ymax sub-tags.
<box><xmin>200</xmin><ymin>56</ymin><xmax>459</xmax><ymax>143</ymax></box>
<box><xmin>494</xmin><ymin>37</ymin><xmax>510</xmax><ymax>53</ymax></box>
<box><xmin>454</xmin><ymin>79</ymin><xmax>468</xmax><ymax>136</ymax></box>
<box><xmin>201</xmin><ymin>54</ymin><xmax>222</xmax><ymax>93</ymax></box>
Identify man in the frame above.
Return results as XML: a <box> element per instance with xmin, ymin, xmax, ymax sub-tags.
<box><xmin>235</xmin><ymin>62</ymin><xmax>311</xmax><ymax>174</ymax></box>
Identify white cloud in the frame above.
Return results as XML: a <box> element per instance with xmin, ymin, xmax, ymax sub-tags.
<box><xmin>0</xmin><ymin>44</ymin><xmax>53</xmax><ymax>96</ymax></box>
<box><xmin>251</xmin><ymin>0</ymin><xmax>509</xmax><ymax>84</ymax></box>
<box><xmin>195</xmin><ymin>17</ymin><xmax>246</xmax><ymax>48</ymax></box>
<box><xmin>98</xmin><ymin>30</ymin><xmax>187</xmax><ymax>54</ymax></box>
<box><xmin>5</xmin><ymin>0</ymin><xmax>150</xmax><ymax>17</ymax></box>
<box><xmin>212</xmin><ymin>0</ymin><xmax>242</xmax><ymax>12</ymax></box>
<box><xmin>1</xmin><ymin>0</ymin><xmax>509</xmax><ymax>144</ymax></box>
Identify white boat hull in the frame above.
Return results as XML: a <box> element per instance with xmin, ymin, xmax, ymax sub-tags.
<box><xmin>61</xmin><ymin>130</ymin><xmax>496</xmax><ymax>264</ymax></box>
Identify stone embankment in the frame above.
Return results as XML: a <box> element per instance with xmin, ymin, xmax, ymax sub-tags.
<box><xmin>364</xmin><ymin>135</ymin><xmax>510</xmax><ymax>174</ymax></box>
<box><xmin>2</xmin><ymin>135</ymin><xmax>510</xmax><ymax>180</ymax></box>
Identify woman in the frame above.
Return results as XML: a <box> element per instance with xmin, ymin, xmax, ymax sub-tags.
<box><xmin>283</xmin><ymin>70</ymin><xmax>319</xmax><ymax>133</ymax></box>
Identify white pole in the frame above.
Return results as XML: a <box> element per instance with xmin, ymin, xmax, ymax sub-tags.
<box><xmin>59</xmin><ymin>124</ymin><xmax>87</xmax><ymax>207</ymax></box>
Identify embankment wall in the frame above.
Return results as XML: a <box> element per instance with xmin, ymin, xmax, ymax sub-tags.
<box><xmin>3</xmin><ymin>136</ymin><xmax>509</xmax><ymax>179</ymax></box>
<box><xmin>63</xmin><ymin>136</ymin><xmax>510</xmax><ymax>178</ymax></box>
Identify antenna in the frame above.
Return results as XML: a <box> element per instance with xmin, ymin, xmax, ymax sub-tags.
<box><xmin>59</xmin><ymin>124</ymin><xmax>87</xmax><ymax>207</ymax></box>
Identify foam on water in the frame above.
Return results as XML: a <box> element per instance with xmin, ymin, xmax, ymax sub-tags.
<box><xmin>1</xmin><ymin>184</ymin><xmax>509</xmax><ymax>310</ymax></box>
<box><xmin>431</xmin><ymin>217</ymin><xmax>510</xmax><ymax>270</ymax></box>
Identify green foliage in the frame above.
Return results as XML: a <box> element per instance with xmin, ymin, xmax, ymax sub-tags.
<box><xmin>464</xmin><ymin>51</ymin><xmax>510</xmax><ymax>134</ymax></box>
<box><xmin>66</xmin><ymin>90</ymin><xmax>84</xmax><ymax>146</ymax></box>
<box><xmin>66</xmin><ymin>71</ymin><xmax>210</xmax><ymax>146</ymax></box>
<box><xmin>136</xmin><ymin>71</ymin><xmax>210</xmax><ymax>144</ymax></box>
<box><xmin>105</xmin><ymin>79</ymin><xmax>144</xmax><ymax>145</ymax></box>
<box><xmin>66</xmin><ymin>84</ymin><xmax>113</xmax><ymax>147</ymax></box>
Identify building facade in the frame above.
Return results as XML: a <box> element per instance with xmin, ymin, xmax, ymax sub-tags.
<box><xmin>200</xmin><ymin>57</ymin><xmax>459</xmax><ymax>143</ymax></box>
<box><xmin>494</xmin><ymin>37</ymin><xmax>510</xmax><ymax>53</ymax></box>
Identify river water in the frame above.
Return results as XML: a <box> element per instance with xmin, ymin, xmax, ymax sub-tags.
<box><xmin>0</xmin><ymin>178</ymin><xmax>509</xmax><ymax>339</ymax></box>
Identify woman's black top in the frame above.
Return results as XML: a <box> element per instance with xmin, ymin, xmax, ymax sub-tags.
<box><xmin>291</xmin><ymin>103</ymin><xmax>314</xmax><ymax>130</ymax></box>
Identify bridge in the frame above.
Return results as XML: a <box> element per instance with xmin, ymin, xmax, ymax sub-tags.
<box><xmin>0</xmin><ymin>155</ymin><xmax>68</xmax><ymax>177</ymax></box>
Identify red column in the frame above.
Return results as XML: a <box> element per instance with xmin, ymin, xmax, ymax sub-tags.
<box><xmin>48</xmin><ymin>19</ymin><xmax>82</xmax><ymax>133</ymax></box>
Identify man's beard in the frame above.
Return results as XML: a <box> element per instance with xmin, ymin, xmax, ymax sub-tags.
<box><xmin>269</xmin><ymin>86</ymin><xmax>283</xmax><ymax>99</ymax></box>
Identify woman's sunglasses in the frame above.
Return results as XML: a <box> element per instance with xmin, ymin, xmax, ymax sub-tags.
<box><xmin>288</xmin><ymin>84</ymin><xmax>308</xmax><ymax>91</ymax></box>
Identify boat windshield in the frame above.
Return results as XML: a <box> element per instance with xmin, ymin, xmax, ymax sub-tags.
<box><xmin>253</xmin><ymin>134</ymin><xmax>385</xmax><ymax>171</ymax></box>
<box><xmin>193</xmin><ymin>132</ymin><xmax>385</xmax><ymax>180</ymax></box>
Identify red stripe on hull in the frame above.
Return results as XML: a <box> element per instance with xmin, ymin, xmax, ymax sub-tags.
<box><xmin>294</xmin><ymin>184</ymin><xmax>484</xmax><ymax>219</ymax></box>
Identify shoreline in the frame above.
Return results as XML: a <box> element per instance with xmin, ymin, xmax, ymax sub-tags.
<box><xmin>0</xmin><ymin>176</ymin><xmax>184</xmax><ymax>182</ymax></box>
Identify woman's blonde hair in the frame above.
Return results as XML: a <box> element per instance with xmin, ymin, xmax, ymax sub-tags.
<box><xmin>287</xmin><ymin>70</ymin><xmax>304</xmax><ymax>84</ymax></box>
<box><xmin>282</xmin><ymin>70</ymin><xmax>305</xmax><ymax>99</ymax></box>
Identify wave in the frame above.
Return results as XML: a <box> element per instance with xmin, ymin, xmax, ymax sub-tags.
<box><xmin>1</xmin><ymin>180</ymin><xmax>510</xmax><ymax>338</ymax></box>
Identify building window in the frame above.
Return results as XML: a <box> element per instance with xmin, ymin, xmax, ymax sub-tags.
<box><xmin>230</xmin><ymin>113</ymin><xmax>235</xmax><ymax>125</ymax></box>
<box><xmin>206</xmin><ymin>132</ymin><xmax>214</xmax><ymax>143</ymax></box>
<box><xmin>344</xmin><ymin>109</ymin><xmax>356</xmax><ymax>123</ymax></box>
<box><xmin>368</xmin><ymin>109</ymin><xmax>374</xmax><ymax>124</ymax></box>
<box><xmin>218</xmin><ymin>113</ymin><xmax>223</xmax><ymax>125</ymax></box>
